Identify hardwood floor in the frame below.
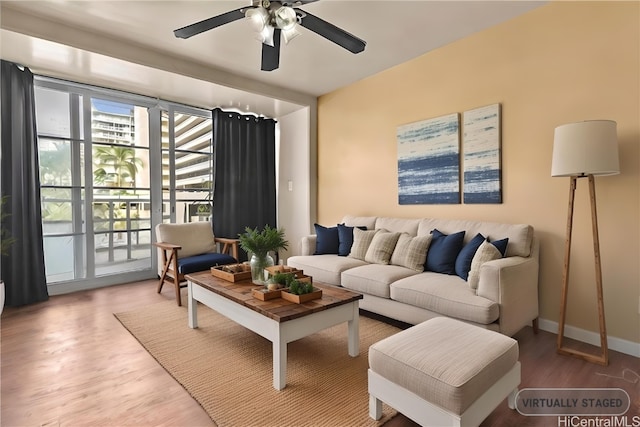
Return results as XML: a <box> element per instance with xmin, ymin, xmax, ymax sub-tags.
<box><xmin>1</xmin><ymin>280</ymin><xmax>638</xmax><ymax>426</ymax></box>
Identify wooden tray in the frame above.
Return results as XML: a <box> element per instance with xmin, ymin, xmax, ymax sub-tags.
<box><xmin>296</xmin><ymin>275</ymin><xmax>312</xmax><ymax>284</ymax></box>
<box><xmin>280</xmin><ymin>288</ymin><xmax>322</xmax><ymax>304</ymax></box>
<box><xmin>265</xmin><ymin>265</ymin><xmax>304</xmax><ymax>277</ymax></box>
<box><xmin>211</xmin><ymin>264</ymin><xmax>252</xmax><ymax>282</ymax></box>
<box><xmin>251</xmin><ymin>287</ymin><xmax>284</xmax><ymax>301</ymax></box>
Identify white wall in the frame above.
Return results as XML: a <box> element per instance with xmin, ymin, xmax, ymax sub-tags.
<box><xmin>277</xmin><ymin>106</ymin><xmax>316</xmax><ymax>262</ymax></box>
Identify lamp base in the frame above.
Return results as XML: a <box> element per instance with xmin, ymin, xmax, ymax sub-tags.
<box><xmin>556</xmin><ymin>175</ymin><xmax>609</xmax><ymax>367</ymax></box>
<box><xmin>557</xmin><ymin>345</ymin><xmax>608</xmax><ymax>366</ymax></box>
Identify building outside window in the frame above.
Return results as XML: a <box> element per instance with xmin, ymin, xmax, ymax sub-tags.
<box><xmin>34</xmin><ymin>78</ymin><xmax>214</xmax><ymax>290</ymax></box>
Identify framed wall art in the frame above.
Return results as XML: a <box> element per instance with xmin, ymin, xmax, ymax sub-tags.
<box><xmin>397</xmin><ymin>113</ymin><xmax>460</xmax><ymax>205</ymax></box>
<box><xmin>462</xmin><ymin>104</ymin><xmax>502</xmax><ymax>204</ymax></box>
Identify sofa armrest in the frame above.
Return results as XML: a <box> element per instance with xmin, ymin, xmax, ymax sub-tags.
<box><xmin>300</xmin><ymin>235</ymin><xmax>317</xmax><ymax>256</ymax></box>
<box><xmin>477</xmin><ymin>255</ymin><xmax>539</xmax><ymax>337</ymax></box>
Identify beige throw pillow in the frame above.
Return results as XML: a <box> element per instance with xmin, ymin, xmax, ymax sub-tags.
<box><xmin>365</xmin><ymin>231</ymin><xmax>401</xmax><ymax>265</ymax></box>
<box><xmin>468</xmin><ymin>240</ymin><xmax>502</xmax><ymax>291</ymax></box>
<box><xmin>348</xmin><ymin>228</ymin><xmax>380</xmax><ymax>261</ymax></box>
<box><xmin>390</xmin><ymin>233</ymin><xmax>432</xmax><ymax>272</ymax></box>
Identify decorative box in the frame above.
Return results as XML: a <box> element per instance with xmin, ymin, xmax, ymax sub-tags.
<box><xmin>211</xmin><ymin>263</ymin><xmax>252</xmax><ymax>282</ymax></box>
<box><xmin>280</xmin><ymin>288</ymin><xmax>322</xmax><ymax>304</ymax></box>
<box><xmin>251</xmin><ymin>287</ymin><xmax>284</xmax><ymax>301</ymax></box>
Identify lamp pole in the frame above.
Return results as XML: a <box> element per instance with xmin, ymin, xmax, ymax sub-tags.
<box><xmin>556</xmin><ymin>174</ymin><xmax>608</xmax><ymax>365</ymax></box>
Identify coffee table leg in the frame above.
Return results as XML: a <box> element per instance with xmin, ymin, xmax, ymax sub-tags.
<box><xmin>188</xmin><ymin>281</ymin><xmax>198</xmax><ymax>329</ymax></box>
<box><xmin>273</xmin><ymin>339</ymin><xmax>287</xmax><ymax>390</ymax></box>
<box><xmin>348</xmin><ymin>303</ymin><xmax>359</xmax><ymax>356</ymax></box>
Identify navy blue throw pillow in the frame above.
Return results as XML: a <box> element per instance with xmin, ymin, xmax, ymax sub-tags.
<box><xmin>425</xmin><ymin>229</ymin><xmax>466</xmax><ymax>274</ymax></box>
<box><xmin>337</xmin><ymin>224</ymin><xmax>367</xmax><ymax>256</ymax></box>
<box><xmin>455</xmin><ymin>233</ymin><xmax>485</xmax><ymax>280</ymax></box>
<box><xmin>314</xmin><ymin>224</ymin><xmax>339</xmax><ymax>255</ymax></box>
<box><xmin>490</xmin><ymin>237</ymin><xmax>509</xmax><ymax>257</ymax></box>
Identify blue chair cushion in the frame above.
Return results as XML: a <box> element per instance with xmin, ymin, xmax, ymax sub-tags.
<box><xmin>178</xmin><ymin>253</ymin><xmax>237</xmax><ymax>274</ymax></box>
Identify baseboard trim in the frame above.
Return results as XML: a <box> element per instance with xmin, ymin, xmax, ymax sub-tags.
<box><xmin>47</xmin><ymin>271</ymin><xmax>156</xmax><ymax>296</ymax></box>
<box><xmin>538</xmin><ymin>318</ymin><xmax>640</xmax><ymax>358</ymax></box>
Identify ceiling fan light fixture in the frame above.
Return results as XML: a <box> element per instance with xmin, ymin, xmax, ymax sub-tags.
<box><xmin>274</xmin><ymin>6</ymin><xmax>297</xmax><ymax>31</ymax></box>
<box><xmin>258</xmin><ymin>25</ymin><xmax>275</xmax><ymax>46</ymax></box>
<box><xmin>282</xmin><ymin>26</ymin><xmax>300</xmax><ymax>44</ymax></box>
<box><xmin>245</xmin><ymin>7</ymin><xmax>270</xmax><ymax>32</ymax></box>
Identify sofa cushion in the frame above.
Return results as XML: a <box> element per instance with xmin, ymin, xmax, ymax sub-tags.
<box><xmin>491</xmin><ymin>237</ymin><xmax>509</xmax><ymax>256</ymax></box>
<box><xmin>337</xmin><ymin>224</ymin><xmax>367</xmax><ymax>256</ymax></box>
<box><xmin>349</xmin><ymin>228</ymin><xmax>380</xmax><ymax>260</ymax></box>
<box><xmin>425</xmin><ymin>229</ymin><xmax>465</xmax><ymax>274</ymax></box>
<box><xmin>342</xmin><ymin>264</ymin><xmax>417</xmax><ymax>298</ymax></box>
<box><xmin>341</xmin><ymin>215</ymin><xmax>377</xmax><ymax>230</ymax></box>
<box><xmin>418</xmin><ymin>219</ymin><xmax>533</xmax><ymax>258</ymax></box>
<box><xmin>390</xmin><ymin>273</ymin><xmax>499</xmax><ymax>324</ymax></box>
<box><xmin>314</xmin><ymin>223</ymin><xmax>340</xmax><ymax>255</ymax></box>
<box><xmin>468</xmin><ymin>240</ymin><xmax>503</xmax><ymax>290</ymax></box>
<box><xmin>390</xmin><ymin>233</ymin><xmax>432</xmax><ymax>272</ymax></box>
<box><xmin>156</xmin><ymin>222</ymin><xmax>217</xmax><ymax>258</ymax></box>
<box><xmin>178</xmin><ymin>253</ymin><xmax>236</xmax><ymax>274</ymax></box>
<box><xmin>454</xmin><ymin>233</ymin><xmax>485</xmax><ymax>280</ymax></box>
<box><xmin>374</xmin><ymin>217</ymin><xmax>421</xmax><ymax>235</ymax></box>
<box><xmin>287</xmin><ymin>254</ymin><xmax>368</xmax><ymax>286</ymax></box>
<box><xmin>365</xmin><ymin>231</ymin><xmax>401</xmax><ymax>265</ymax></box>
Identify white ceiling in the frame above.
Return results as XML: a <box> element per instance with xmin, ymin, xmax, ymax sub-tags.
<box><xmin>0</xmin><ymin>1</ymin><xmax>545</xmax><ymax>118</ymax></box>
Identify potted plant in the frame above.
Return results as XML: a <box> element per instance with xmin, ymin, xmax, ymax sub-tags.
<box><xmin>0</xmin><ymin>196</ymin><xmax>16</xmax><ymax>314</ymax></box>
<box><xmin>281</xmin><ymin>279</ymin><xmax>322</xmax><ymax>303</ymax></box>
<box><xmin>238</xmin><ymin>225</ymin><xmax>288</xmax><ymax>285</ymax></box>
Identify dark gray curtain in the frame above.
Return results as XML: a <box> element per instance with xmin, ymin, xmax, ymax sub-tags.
<box><xmin>211</xmin><ymin>108</ymin><xmax>277</xmax><ymax>260</ymax></box>
<box><xmin>1</xmin><ymin>60</ymin><xmax>49</xmax><ymax>306</ymax></box>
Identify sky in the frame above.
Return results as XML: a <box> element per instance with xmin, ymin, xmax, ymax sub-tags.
<box><xmin>92</xmin><ymin>99</ymin><xmax>133</xmax><ymax>116</ymax></box>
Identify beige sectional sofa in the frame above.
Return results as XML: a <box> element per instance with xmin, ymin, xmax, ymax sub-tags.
<box><xmin>287</xmin><ymin>215</ymin><xmax>539</xmax><ymax>337</ymax></box>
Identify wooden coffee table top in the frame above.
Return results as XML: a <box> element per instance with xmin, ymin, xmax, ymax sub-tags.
<box><xmin>185</xmin><ymin>270</ymin><xmax>363</xmax><ymax>323</ymax></box>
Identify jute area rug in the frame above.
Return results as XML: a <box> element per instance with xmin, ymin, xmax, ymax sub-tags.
<box><xmin>115</xmin><ymin>300</ymin><xmax>400</xmax><ymax>427</ymax></box>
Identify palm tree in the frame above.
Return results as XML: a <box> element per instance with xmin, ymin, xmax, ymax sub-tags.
<box><xmin>93</xmin><ymin>145</ymin><xmax>143</xmax><ymax>189</ymax></box>
<box><xmin>39</xmin><ymin>142</ymin><xmax>71</xmax><ymax>186</ymax></box>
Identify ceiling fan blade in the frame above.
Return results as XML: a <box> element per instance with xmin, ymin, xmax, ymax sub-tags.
<box><xmin>174</xmin><ymin>7</ymin><xmax>250</xmax><ymax>39</ymax></box>
<box><xmin>284</xmin><ymin>0</ymin><xmax>319</xmax><ymax>5</ymax></box>
<box><xmin>261</xmin><ymin>29</ymin><xmax>282</xmax><ymax>71</ymax></box>
<box><xmin>297</xmin><ymin>10</ymin><xmax>366</xmax><ymax>54</ymax></box>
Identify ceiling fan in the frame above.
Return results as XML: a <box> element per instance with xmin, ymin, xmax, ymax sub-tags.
<box><xmin>173</xmin><ymin>0</ymin><xmax>366</xmax><ymax>71</ymax></box>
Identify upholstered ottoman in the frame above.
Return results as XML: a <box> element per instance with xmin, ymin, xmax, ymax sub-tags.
<box><xmin>368</xmin><ymin>317</ymin><xmax>520</xmax><ymax>427</ymax></box>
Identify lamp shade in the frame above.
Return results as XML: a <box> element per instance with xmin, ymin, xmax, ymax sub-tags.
<box><xmin>551</xmin><ymin>120</ymin><xmax>620</xmax><ymax>177</ymax></box>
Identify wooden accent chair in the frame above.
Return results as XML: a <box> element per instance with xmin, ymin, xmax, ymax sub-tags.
<box><xmin>154</xmin><ymin>221</ymin><xmax>239</xmax><ymax>306</ymax></box>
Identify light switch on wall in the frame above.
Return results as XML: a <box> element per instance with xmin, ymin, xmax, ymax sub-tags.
<box><xmin>288</xmin><ymin>180</ymin><xmax>293</xmax><ymax>191</ymax></box>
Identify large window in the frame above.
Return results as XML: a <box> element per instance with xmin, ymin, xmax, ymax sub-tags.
<box><xmin>161</xmin><ymin>109</ymin><xmax>213</xmax><ymax>224</ymax></box>
<box><xmin>34</xmin><ymin>78</ymin><xmax>214</xmax><ymax>288</ymax></box>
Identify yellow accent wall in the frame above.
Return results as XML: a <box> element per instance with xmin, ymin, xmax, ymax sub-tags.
<box><xmin>316</xmin><ymin>2</ymin><xmax>639</xmax><ymax>344</ymax></box>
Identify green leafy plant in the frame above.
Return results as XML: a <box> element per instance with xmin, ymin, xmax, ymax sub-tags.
<box><xmin>287</xmin><ymin>280</ymin><xmax>315</xmax><ymax>295</ymax></box>
<box><xmin>271</xmin><ymin>272</ymin><xmax>295</xmax><ymax>287</ymax></box>
<box><xmin>238</xmin><ymin>225</ymin><xmax>289</xmax><ymax>258</ymax></box>
<box><xmin>0</xmin><ymin>196</ymin><xmax>16</xmax><ymax>256</ymax></box>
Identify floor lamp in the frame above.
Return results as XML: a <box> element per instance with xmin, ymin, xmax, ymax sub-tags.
<box><xmin>551</xmin><ymin>120</ymin><xmax>619</xmax><ymax>366</ymax></box>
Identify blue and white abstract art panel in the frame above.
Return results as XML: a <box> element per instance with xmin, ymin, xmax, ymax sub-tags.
<box><xmin>397</xmin><ymin>113</ymin><xmax>460</xmax><ymax>205</ymax></box>
<box><xmin>463</xmin><ymin>104</ymin><xmax>502</xmax><ymax>204</ymax></box>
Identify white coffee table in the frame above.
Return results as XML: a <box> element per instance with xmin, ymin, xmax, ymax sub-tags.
<box><xmin>186</xmin><ymin>271</ymin><xmax>363</xmax><ymax>390</ymax></box>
